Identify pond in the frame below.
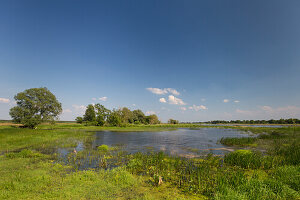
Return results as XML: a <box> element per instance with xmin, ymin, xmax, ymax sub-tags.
<box><xmin>58</xmin><ymin>128</ymin><xmax>251</xmax><ymax>159</ymax></box>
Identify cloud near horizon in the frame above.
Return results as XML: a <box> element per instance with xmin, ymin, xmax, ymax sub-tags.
<box><xmin>236</xmin><ymin>105</ymin><xmax>300</xmax><ymax>119</ymax></box>
<box><xmin>146</xmin><ymin>88</ymin><xmax>180</xmax><ymax>95</ymax></box>
<box><xmin>145</xmin><ymin>110</ymin><xmax>156</xmax><ymax>115</ymax></box>
<box><xmin>72</xmin><ymin>104</ymin><xmax>86</xmax><ymax>111</ymax></box>
<box><xmin>63</xmin><ymin>109</ymin><xmax>72</xmax><ymax>113</ymax></box>
<box><xmin>0</xmin><ymin>98</ymin><xmax>10</xmax><ymax>103</ymax></box>
<box><xmin>188</xmin><ymin>104</ymin><xmax>207</xmax><ymax>111</ymax></box>
<box><xmin>223</xmin><ymin>99</ymin><xmax>229</xmax><ymax>103</ymax></box>
<box><xmin>99</xmin><ymin>97</ymin><xmax>108</xmax><ymax>101</ymax></box>
<box><xmin>159</xmin><ymin>98</ymin><xmax>167</xmax><ymax>103</ymax></box>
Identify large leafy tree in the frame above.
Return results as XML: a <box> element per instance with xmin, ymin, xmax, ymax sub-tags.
<box><xmin>94</xmin><ymin>103</ymin><xmax>111</xmax><ymax>126</ymax></box>
<box><xmin>107</xmin><ymin>110</ymin><xmax>122</xmax><ymax>126</ymax></box>
<box><xmin>9</xmin><ymin>87</ymin><xmax>62</xmax><ymax>128</ymax></box>
<box><xmin>146</xmin><ymin>114</ymin><xmax>160</xmax><ymax>125</ymax></box>
<box><xmin>83</xmin><ymin>104</ymin><xmax>96</xmax><ymax>122</ymax></box>
<box><xmin>120</xmin><ymin>107</ymin><xmax>134</xmax><ymax>124</ymax></box>
<box><xmin>132</xmin><ymin>109</ymin><xmax>145</xmax><ymax>124</ymax></box>
<box><xmin>168</xmin><ymin>119</ymin><xmax>179</xmax><ymax>124</ymax></box>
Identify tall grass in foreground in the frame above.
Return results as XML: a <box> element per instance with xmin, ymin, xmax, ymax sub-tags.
<box><xmin>125</xmin><ymin>151</ymin><xmax>299</xmax><ymax>199</ymax></box>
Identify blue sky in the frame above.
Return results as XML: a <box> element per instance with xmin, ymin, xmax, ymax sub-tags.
<box><xmin>1</xmin><ymin>0</ymin><xmax>300</xmax><ymax>122</ymax></box>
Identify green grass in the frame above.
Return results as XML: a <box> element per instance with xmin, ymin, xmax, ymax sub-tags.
<box><xmin>125</xmin><ymin>151</ymin><xmax>299</xmax><ymax>199</ymax></box>
<box><xmin>0</xmin><ymin>152</ymin><xmax>202</xmax><ymax>200</ymax></box>
<box><xmin>0</xmin><ymin>127</ymin><xmax>93</xmax><ymax>152</ymax></box>
<box><xmin>0</xmin><ymin>124</ymin><xmax>299</xmax><ymax>199</ymax></box>
<box><xmin>36</xmin><ymin>123</ymin><xmax>179</xmax><ymax>132</ymax></box>
<box><xmin>220</xmin><ymin>137</ymin><xmax>258</xmax><ymax>146</ymax></box>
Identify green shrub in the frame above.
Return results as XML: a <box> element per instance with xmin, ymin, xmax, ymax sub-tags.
<box><xmin>224</xmin><ymin>150</ymin><xmax>263</xmax><ymax>169</ymax></box>
<box><xmin>97</xmin><ymin>144</ymin><xmax>109</xmax><ymax>152</ymax></box>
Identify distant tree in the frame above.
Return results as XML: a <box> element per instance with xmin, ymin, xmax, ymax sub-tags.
<box><xmin>107</xmin><ymin>110</ymin><xmax>122</xmax><ymax>126</ymax></box>
<box><xmin>9</xmin><ymin>87</ymin><xmax>62</xmax><ymax>128</ymax></box>
<box><xmin>168</xmin><ymin>119</ymin><xmax>179</xmax><ymax>124</ymax></box>
<box><xmin>94</xmin><ymin>104</ymin><xmax>111</xmax><ymax>126</ymax></box>
<box><xmin>146</xmin><ymin>114</ymin><xmax>160</xmax><ymax>124</ymax></box>
<box><xmin>83</xmin><ymin>104</ymin><xmax>96</xmax><ymax>122</ymax></box>
<box><xmin>133</xmin><ymin>109</ymin><xmax>145</xmax><ymax>124</ymax></box>
<box><xmin>75</xmin><ymin>117</ymin><xmax>83</xmax><ymax>124</ymax></box>
<box><xmin>120</xmin><ymin>107</ymin><xmax>134</xmax><ymax>124</ymax></box>
<box><xmin>268</xmin><ymin>119</ymin><xmax>275</xmax><ymax>124</ymax></box>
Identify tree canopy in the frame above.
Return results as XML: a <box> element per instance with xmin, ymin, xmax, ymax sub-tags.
<box><xmin>76</xmin><ymin>104</ymin><xmax>160</xmax><ymax>126</ymax></box>
<box><xmin>9</xmin><ymin>87</ymin><xmax>62</xmax><ymax>128</ymax></box>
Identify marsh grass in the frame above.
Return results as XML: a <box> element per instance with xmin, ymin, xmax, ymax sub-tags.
<box><xmin>0</xmin><ymin>124</ymin><xmax>299</xmax><ymax>199</ymax></box>
<box><xmin>0</xmin><ymin>127</ymin><xmax>93</xmax><ymax>153</ymax></box>
<box><xmin>124</xmin><ymin>151</ymin><xmax>299</xmax><ymax>199</ymax></box>
<box><xmin>220</xmin><ymin>137</ymin><xmax>258</xmax><ymax>146</ymax></box>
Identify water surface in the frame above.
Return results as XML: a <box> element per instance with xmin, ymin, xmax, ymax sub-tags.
<box><xmin>62</xmin><ymin>128</ymin><xmax>251</xmax><ymax>157</ymax></box>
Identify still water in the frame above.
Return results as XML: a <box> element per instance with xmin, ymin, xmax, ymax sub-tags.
<box><xmin>61</xmin><ymin>128</ymin><xmax>251</xmax><ymax>158</ymax></box>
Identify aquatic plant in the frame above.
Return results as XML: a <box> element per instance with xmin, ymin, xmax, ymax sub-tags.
<box><xmin>220</xmin><ymin>137</ymin><xmax>257</xmax><ymax>146</ymax></box>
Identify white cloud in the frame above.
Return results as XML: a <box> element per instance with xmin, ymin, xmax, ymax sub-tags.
<box><xmin>92</xmin><ymin>97</ymin><xmax>96</xmax><ymax>101</ymax></box>
<box><xmin>180</xmin><ymin>107</ymin><xmax>187</xmax><ymax>111</ymax></box>
<box><xmin>188</xmin><ymin>104</ymin><xmax>207</xmax><ymax>111</ymax></box>
<box><xmin>234</xmin><ymin>100</ymin><xmax>240</xmax><ymax>103</ymax></box>
<box><xmin>159</xmin><ymin>98</ymin><xmax>167</xmax><ymax>103</ymax></box>
<box><xmin>168</xmin><ymin>95</ymin><xmax>186</xmax><ymax>105</ymax></box>
<box><xmin>0</xmin><ymin>98</ymin><xmax>10</xmax><ymax>103</ymax></box>
<box><xmin>72</xmin><ymin>105</ymin><xmax>86</xmax><ymax>111</ymax></box>
<box><xmin>201</xmin><ymin>98</ymin><xmax>206</xmax><ymax>102</ymax></box>
<box><xmin>236</xmin><ymin>105</ymin><xmax>300</xmax><ymax>119</ymax></box>
<box><xmin>146</xmin><ymin>88</ymin><xmax>180</xmax><ymax>95</ymax></box>
<box><xmin>223</xmin><ymin>99</ymin><xmax>229</xmax><ymax>103</ymax></box>
<box><xmin>146</xmin><ymin>110</ymin><xmax>156</xmax><ymax>115</ymax></box>
<box><xmin>63</xmin><ymin>109</ymin><xmax>72</xmax><ymax>113</ymax></box>
<box><xmin>166</xmin><ymin>88</ymin><xmax>180</xmax><ymax>95</ymax></box>
<box><xmin>99</xmin><ymin>97</ymin><xmax>107</xmax><ymax>101</ymax></box>
<box><xmin>132</xmin><ymin>104</ymin><xmax>136</xmax><ymax>106</ymax></box>
<box><xmin>236</xmin><ymin>109</ymin><xmax>257</xmax><ymax>116</ymax></box>
<box><xmin>261</xmin><ymin>105</ymin><xmax>272</xmax><ymax>112</ymax></box>
<box><xmin>146</xmin><ymin>88</ymin><xmax>168</xmax><ymax>95</ymax></box>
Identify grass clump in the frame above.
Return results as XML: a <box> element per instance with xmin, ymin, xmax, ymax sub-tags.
<box><xmin>97</xmin><ymin>144</ymin><xmax>110</xmax><ymax>152</ymax></box>
<box><xmin>5</xmin><ymin>149</ymin><xmax>46</xmax><ymax>159</ymax></box>
<box><xmin>97</xmin><ymin>144</ymin><xmax>119</xmax><ymax>152</ymax></box>
<box><xmin>224</xmin><ymin>150</ymin><xmax>263</xmax><ymax>169</ymax></box>
<box><xmin>223</xmin><ymin>150</ymin><xmax>284</xmax><ymax>169</ymax></box>
<box><xmin>220</xmin><ymin>137</ymin><xmax>257</xmax><ymax>146</ymax></box>
<box><xmin>272</xmin><ymin>141</ymin><xmax>300</xmax><ymax>165</ymax></box>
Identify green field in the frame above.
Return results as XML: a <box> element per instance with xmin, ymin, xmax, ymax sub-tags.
<box><xmin>0</xmin><ymin>124</ymin><xmax>299</xmax><ymax>199</ymax></box>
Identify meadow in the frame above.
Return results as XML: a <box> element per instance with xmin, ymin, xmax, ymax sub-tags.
<box><xmin>0</xmin><ymin>123</ymin><xmax>299</xmax><ymax>199</ymax></box>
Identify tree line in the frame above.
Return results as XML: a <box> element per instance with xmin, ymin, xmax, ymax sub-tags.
<box><xmin>207</xmin><ymin>119</ymin><xmax>300</xmax><ymax>124</ymax></box>
<box><xmin>75</xmin><ymin>104</ymin><xmax>160</xmax><ymax>126</ymax></box>
<box><xmin>10</xmin><ymin>87</ymin><xmax>298</xmax><ymax>128</ymax></box>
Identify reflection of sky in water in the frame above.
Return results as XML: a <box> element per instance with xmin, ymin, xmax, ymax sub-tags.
<box><xmin>91</xmin><ymin>128</ymin><xmax>251</xmax><ymax>156</ymax></box>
